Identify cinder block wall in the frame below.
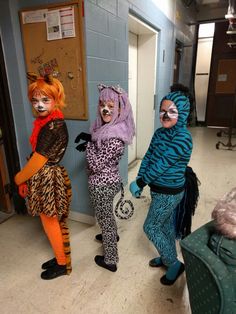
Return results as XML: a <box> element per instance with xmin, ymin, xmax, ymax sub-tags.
<box><xmin>0</xmin><ymin>0</ymin><xmax>196</xmax><ymax>222</ymax></box>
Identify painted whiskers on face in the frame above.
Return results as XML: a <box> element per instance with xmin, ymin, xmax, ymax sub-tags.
<box><xmin>31</xmin><ymin>93</ymin><xmax>55</xmax><ymax>116</ymax></box>
<box><xmin>99</xmin><ymin>100</ymin><xmax>115</xmax><ymax>123</ymax></box>
<box><xmin>160</xmin><ymin>100</ymin><xmax>178</xmax><ymax>128</ymax></box>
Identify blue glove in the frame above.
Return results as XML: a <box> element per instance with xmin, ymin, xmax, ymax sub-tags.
<box><xmin>129</xmin><ymin>180</ymin><xmax>143</xmax><ymax>198</ymax></box>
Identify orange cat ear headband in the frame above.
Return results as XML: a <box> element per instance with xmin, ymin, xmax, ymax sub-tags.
<box><xmin>26</xmin><ymin>72</ymin><xmax>54</xmax><ymax>85</ymax></box>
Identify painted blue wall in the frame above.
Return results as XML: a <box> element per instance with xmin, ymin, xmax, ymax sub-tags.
<box><xmin>0</xmin><ymin>0</ymin><xmax>196</xmax><ymax>220</ymax></box>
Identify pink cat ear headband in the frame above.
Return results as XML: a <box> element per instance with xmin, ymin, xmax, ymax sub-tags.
<box><xmin>97</xmin><ymin>83</ymin><xmax>125</xmax><ymax>95</ymax></box>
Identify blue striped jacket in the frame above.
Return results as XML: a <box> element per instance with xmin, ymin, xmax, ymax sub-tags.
<box><xmin>137</xmin><ymin>91</ymin><xmax>193</xmax><ymax>190</ymax></box>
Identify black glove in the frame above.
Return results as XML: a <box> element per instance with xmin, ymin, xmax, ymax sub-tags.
<box><xmin>75</xmin><ymin>132</ymin><xmax>91</xmax><ymax>152</ymax></box>
<box><xmin>75</xmin><ymin>132</ymin><xmax>91</xmax><ymax>143</ymax></box>
<box><xmin>12</xmin><ymin>184</ymin><xmax>28</xmax><ymax>215</ymax></box>
<box><xmin>75</xmin><ymin>142</ymin><xmax>88</xmax><ymax>152</ymax></box>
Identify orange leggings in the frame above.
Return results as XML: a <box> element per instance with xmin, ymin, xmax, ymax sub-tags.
<box><xmin>40</xmin><ymin>213</ymin><xmax>66</xmax><ymax>265</ymax></box>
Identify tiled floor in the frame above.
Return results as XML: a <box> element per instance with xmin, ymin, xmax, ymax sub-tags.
<box><xmin>0</xmin><ymin>127</ymin><xmax>235</xmax><ymax>314</ymax></box>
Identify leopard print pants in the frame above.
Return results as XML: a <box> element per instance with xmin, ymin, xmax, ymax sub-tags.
<box><xmin>89</xmin><ymin>182</ymin><xmax>121</xmax><ymax>265</ymax></box>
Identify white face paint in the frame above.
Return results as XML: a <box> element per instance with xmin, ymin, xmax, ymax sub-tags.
<box><xmin>159</xmin><ymin>103</ymin><xmax>178</xmax><ymax>119</ymax></box>
<box><xmin>31</xmin><ymin>92</ymin><xmax>55</xmax><ymax>117</ymax></box>
<box><xmin>99</xmin><ymin>104</ymin><xmax>113</xmax><ymax>117</ymax></box>
<box><xmin>99</xmin><ymin>100</ymin><xmax>114</xmax><ymax>123</ymax></box>
<box><xmin>160</xmin><ymin>100</ymin><xmax>178</xmax><ymax>128</ymax></box>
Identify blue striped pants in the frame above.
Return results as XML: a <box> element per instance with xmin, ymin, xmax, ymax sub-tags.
<box><xmin>143</xmin><ymin>191</ymin><xmax>184</xmax><ymax>266</ymax></box>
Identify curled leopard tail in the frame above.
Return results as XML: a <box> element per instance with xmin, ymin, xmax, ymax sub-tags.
<box><xmin>114</xmin><ymin>183</ymin><xmax>134</xmax><ymax>220</ymax></box>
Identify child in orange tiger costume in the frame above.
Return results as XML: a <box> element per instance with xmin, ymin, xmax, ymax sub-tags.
<box><xmin>14</xmin><ymin>74</ymin><xmax>72</xmax><ymax>280</ymax></box>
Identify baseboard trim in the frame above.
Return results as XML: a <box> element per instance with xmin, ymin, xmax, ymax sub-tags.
<box><xmin>69</xmin><ymin>210</ymin><xmax>95</xmax><ymax>225</ymax></box>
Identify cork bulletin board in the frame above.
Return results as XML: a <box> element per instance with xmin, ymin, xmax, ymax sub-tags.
<box><xmin>215</xmin><ymin>59</ymin><xmax>236</xmax><ymax>94</ymax></box>
<box><xmin>19</xmin><ymin>1</ymin><xmax>88</xmax><ymax>120</ymax></box>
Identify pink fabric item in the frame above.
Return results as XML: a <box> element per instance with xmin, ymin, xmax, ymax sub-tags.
<box><xmin>212</xmin><ymin>187</ymin><xmax>236</xmax><ymax>239</ymax></box>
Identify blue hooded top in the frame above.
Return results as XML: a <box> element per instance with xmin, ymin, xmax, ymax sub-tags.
<box><xmin>137</xmin><ymin>91</ymin><xmax>193</xmax><ymax>191</ymax></box>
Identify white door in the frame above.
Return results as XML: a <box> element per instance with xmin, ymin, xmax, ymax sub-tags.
<box><xmin>137</xmin><ymin>33</ymin><xmax>157</xmax><ymax>157</ymax></box>
<box><xmin>195</xmin><ymin>37</ymin><xmax>213</xmax><ymax>122</ymax></box>
<box><xmin>128</xmin><ymin>15</ymin><xmax>158</xmax><ymax>164</ymax></box>
<box><xmin>128</xmin><ymin>32</ymin><xmax>138</xmax><ymax>164</ymax></box>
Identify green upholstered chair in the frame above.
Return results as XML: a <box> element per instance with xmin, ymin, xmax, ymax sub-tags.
<box><xmin>180</xmin><ymin>220</ymin><xmax>236</xmax><ymax>314</ymax></box>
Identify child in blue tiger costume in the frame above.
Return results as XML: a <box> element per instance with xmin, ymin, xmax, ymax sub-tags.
<box><xmin>130</xmin><ymin>89</ymin><xmax>193</xmax><ymax>285</ymax></box>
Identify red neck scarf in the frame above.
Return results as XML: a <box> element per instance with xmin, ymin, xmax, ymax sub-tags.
<box><xmin>30</xmin><ymin>110</ymin><xmax>64</xmax><ymax>151</ymax></box>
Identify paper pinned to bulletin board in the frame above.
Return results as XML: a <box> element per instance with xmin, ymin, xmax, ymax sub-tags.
<box><xmin>20</xmin><ymin>1</ymin><xmax>88</xmax><ymax>120</ymax></box>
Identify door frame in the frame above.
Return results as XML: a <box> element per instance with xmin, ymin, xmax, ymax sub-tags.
<box><xmin>128</xmin><ymin>14</ymin><xmax>158</xmax><ymax>161</ymax></box>
<box><xmin>0</xmin><ymin>36</ymin><xmax>26</xmax><ymax>213</ymax></box>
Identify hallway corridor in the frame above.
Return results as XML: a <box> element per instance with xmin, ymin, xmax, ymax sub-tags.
<box><xmin>0</xmin><ymin>127</ymin><xmax>235</xmax><ymax>314</ymax></box>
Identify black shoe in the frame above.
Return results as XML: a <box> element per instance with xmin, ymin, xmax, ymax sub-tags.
<box><xmin>160</xmin><ymin>263</ymin><xmax>185</xmax><ymax>286</ymax></box>
<box><xmin>41</xmin><ymin>258</ymin><xmax>57</xmax><ymax>270</ymax></box>
<box><xmin>95</xmin><ymin>234</ymin><xmax>120</xmax><ymax>242</ymax></box>
<box><xmin>149</xmin><ymin>257</ymin><xmax>165</xmax><ymax>268</ymax></box>
<box><xmin>41</xmin><ymin>264</ymin><xmax>67</xmax><ymax>280</ymax></box>
<box><xmin>94</xmin><ymin>255</ymin><xmax>117</xmax><ymax>272</ymax></box>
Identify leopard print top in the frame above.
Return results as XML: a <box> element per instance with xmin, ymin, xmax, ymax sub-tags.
<box><xmin>86</xmin><ymin>138</ymin><xmax>125</xmax><ymax>186</ymax></box>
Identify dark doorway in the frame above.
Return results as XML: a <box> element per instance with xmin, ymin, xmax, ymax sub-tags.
<box><xmin>173</xmin><ymin>41</ymin><xmax>183</xmax><ymax>84</ymax></box>
<box><xmin>206</xmin><ymin>21</ymin><xmax>236</xmax><ymax>127</ymax></box>
<box><xmin>0</xmin><ymin>36</ymin><xmax>26</xmax><ymax>215</ymax></box>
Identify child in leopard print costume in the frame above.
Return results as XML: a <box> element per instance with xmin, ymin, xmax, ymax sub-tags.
<box><xmin>75</xmin><ymin>84</ymin><xmax>135</xmax><ymax>272</ymax></box>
